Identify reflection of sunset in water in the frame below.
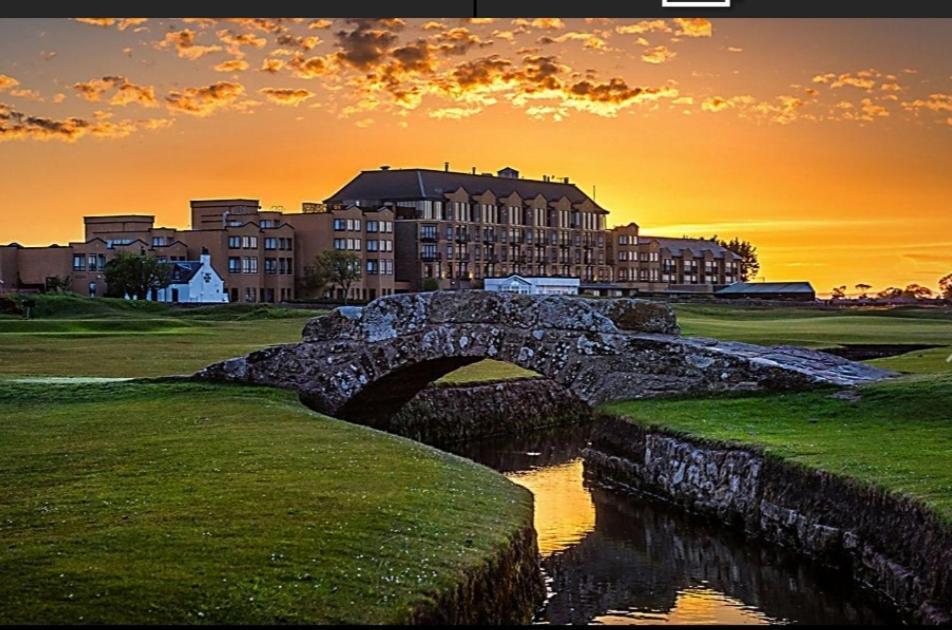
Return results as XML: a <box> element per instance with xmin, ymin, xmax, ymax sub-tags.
<box><xmin>506</xmin><ymin>458</ymin><xmax>595</xmax><ymax>557</ymax></box>
<box><xmin>593</xmin><ymin>586</ymin><xmax>779</xmax><ymax>625</ymax></box>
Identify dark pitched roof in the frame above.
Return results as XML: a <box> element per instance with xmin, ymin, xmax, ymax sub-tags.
<box><xmin>160</xmin><ymin>261</ymin><xmax>203</xmax><ymax>286</ymax></box>
<box><xmin>716</xmin><ymin>282</ymin><xmax>815</xmax><ymax>294</ymax></box>
<box><xmin>324</xmin><ymin>168</ymin><xmax>605</xmax><ymax>212</ymax></box>
<box><xmin>639</xmin><ymin>236</ymin><xmax>743</xmax><ymax>260</ymax></box>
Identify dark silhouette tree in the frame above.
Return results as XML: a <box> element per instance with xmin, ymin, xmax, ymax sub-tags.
<box><xmin>877</xmin><ymin>287</ymin><xmax>902</xmax><ymax>300</ymax></box>
<box><xmin>854</xmin><ymin>283</ymin><xmax>872</xmax><ymax>299</ymax></box>
<box><xmin>709</xmin><ymin>234</ymin><xmax>760</xmax><ymax>281</ymax></box>
<box><xmin>831</xmin><ymin>285</ymin><xmax>847</xmax><ymax>300</ymax></box>
<box><xmin>103</xmin><ymin>252</ymin><xmax>170</xmax><ymax>300</ymax></box>
<box><xmin>902</xmin><ymin>283</ymin><xmax>933</xmax><ymax>300</ymax></box>
<box><xmin>939</xmin><ymin>273</ymin><xmax>952</xmax><ymax>300</ymax></box>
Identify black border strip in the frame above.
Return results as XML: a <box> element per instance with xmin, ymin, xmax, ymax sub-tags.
<box><xmin>5</xmin><ymin>1</ymin><xmax>952</xmax><ymax>18</ymax></box>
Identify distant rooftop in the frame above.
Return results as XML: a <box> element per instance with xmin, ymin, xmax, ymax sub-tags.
<box><xmin>717</xmin><ymin>282</ymin><xmax>815</xmax><ymax>294</ymax></box>
<box><xmin>324</xmin><ymin>167</ymin><xmax>605</xmax><ymax>212</ymax></box>
<box><xmin>639</xmin><ymin>235</ymin><xmax>743</xmax><ymax>260</ymax></box>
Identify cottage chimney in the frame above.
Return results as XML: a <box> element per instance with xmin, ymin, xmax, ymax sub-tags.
<box><xmin>444</xmin><ymin>161</ymin><xmax>449</xmax><ymax>172</ymax></box>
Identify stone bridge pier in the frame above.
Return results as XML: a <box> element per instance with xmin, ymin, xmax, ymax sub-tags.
<box><xmin>195</xmin><ymin>291</ymin><xmax>893</xmax><ymax>427</ymax></box>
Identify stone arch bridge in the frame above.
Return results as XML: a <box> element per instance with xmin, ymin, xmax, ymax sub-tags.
<box><xmin>195</xmin><ymin>292</ymin><xmax>892</xmax><ymax>427</ymax></box>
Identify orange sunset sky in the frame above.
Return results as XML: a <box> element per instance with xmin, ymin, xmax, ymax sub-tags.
<box><xmin>1</xmin><ymin>17</ymin><xmax>950</xmax><ymax>294</ymax></box>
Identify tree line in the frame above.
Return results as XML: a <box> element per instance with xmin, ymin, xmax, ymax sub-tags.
<box><xmin>830</xmin><ymin>274</ymin><xmax>952</xmax><ymax>301</ymax></box>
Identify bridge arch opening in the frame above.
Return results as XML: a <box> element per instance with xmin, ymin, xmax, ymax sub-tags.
<box><xmin>305</xmin><ymin>357</ymin><xmax>586</xmax><ymax>443</ymax></box>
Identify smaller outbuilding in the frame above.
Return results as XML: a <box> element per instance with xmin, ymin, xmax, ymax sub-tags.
<box><xmin>716</xmin><ymin>281</ymin><xmax>816</xmax><ymax>302</ymax></box>
<box><xmin>484</xmin><ymin>274</ymin><xmax>580</xmax><ymax>296</ymax></box>
<box><xmin>150</xmin><ymin>253</ymin><xmax>228</xmax><ymax>304</ymax></box>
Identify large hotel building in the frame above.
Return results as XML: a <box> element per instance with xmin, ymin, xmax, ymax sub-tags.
<box><xmin>0</xmin><ymin>165</ymin><xmax>742</xmax><ymax>302</ymax></box>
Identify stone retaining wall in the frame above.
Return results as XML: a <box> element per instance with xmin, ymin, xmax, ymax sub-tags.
<box><xmin>583</xmin><ymin>414</ymin><xmax>952</xmax><ymax>625</ymax></box>
<box><xmin>409</xmin><ymin>522</ymin><xmax>545</xmax><ymax>624</ymax></box>
<box><xmin>389</xmin><ymin>377</ymin><xmax>589</xmax><ymax>448</ymax></box>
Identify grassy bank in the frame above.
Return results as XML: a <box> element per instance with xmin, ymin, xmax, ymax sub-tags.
<box><xmin>0</xmin><ymin>381</ymin><xmax>533</xmax><ymax>624</ymax></box>
<box><xmin>674</xmin><ymin>303</ymin><xmax>952</xmax><ymax>374</ymax></box>
<box><xmin>0</xmin><ymin>294</ymin><xmax>322</xmax><ymax>378</ymax></box>
<box><xmin>602</xmin><ymin>373</ymin><xmax>952</xmax><ymax>523</ymax></box>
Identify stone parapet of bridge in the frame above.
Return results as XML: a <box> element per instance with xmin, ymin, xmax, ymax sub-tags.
<box><xmin>195</xmin><ymin>291</ymin><xmax>894</xmax><ymax>427</ymax></box>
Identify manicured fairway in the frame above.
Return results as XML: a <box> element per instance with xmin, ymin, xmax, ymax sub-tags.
<box><xmin>0</xmin><ymin>317</ymin><xmax>313</xmax><ymax>378</ymax></box>
<box><xmin>673</xmin><ymin>303</ymin><xmax>952</xmax><ymax>376</ymax></box>
<box><xmin>674</xmin><ymin>303</ymin><xmax>952</xmax><ymax>348</ymax></box>
<box><xmin>602</xmin><ymin>373</ymin><xmax>952</xmax><ymax>523</ymax></box>
<box><xmin>0</xmin><ymin>295</ymin><xmax>321</xmax><ymax>378</ymax></box>
<box><xmin>0</xmin><ymin>381</ymin><xmax>532</xmax><ymax>624</ymax></box>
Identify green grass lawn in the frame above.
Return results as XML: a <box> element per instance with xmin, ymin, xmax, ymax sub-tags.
<box><xmin>436</xmin><ymin>359</ymin><xmax>539</xmax><ymax>384</ymax></box>
<box><xmin>0</xmin><ymin>318</ymin><xmax>314</xmax><ymax>378</ymax></box>
<box><xmin>673</xmin><ymin>303</ymin><xmax>952</xmax><ymax>376</ymax></box>
<box><xmin>0</xmin><ymin>294</ymin><xmax>323</xmax><ymax>378</ymax></box>
<box><xmin>0</xmin><ymin>381</ymin><xmax>532</xmax><ymax>624</ymax></box>
<box><xmin>674</xmin><ymin>303</ymin><xmax>952</xmax><ymax>348</ymax></box>
<box><xmin>602</xmin><ymin>373</ymin><xmax>952</xmax><ymax>523</ymax></box>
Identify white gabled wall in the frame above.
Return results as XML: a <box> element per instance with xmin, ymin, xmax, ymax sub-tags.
<box><xmin>156</xmin><ymin>254</ymin><xmax>228</xmax><ymax>304</ymax></box>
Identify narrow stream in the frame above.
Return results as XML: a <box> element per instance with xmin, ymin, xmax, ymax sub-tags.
<box><xmin>449</xmin><ymin>423</ymin><xmax>901</xmax><ymax>625</ymax></box>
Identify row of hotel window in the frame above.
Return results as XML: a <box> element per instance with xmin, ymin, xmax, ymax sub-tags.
<box><xmin>409</xmin><ymin>201</ymin><xmax>606</xmax><ymax>231</ymax></box>
<box><xmin>422</xmin><ymin>262</ymin><xmax>606</xmax><ymax>282</ymax></box>
<box><xmin>615</xmin><ymin>269</ymin><xmax>735</xmax><ymax>283</ymax></box>
<box><xmin>332</xmin><ymin>219</ymin><xmax>394</xmax><ymax>233</ymax></box>
<box><xmin>420</xmin><ymin>243</ymin><xmax>603</xmax><ymax>264</ymax></box>
<box><xmin>333</xmin><ymin>239</ymin><xmax>393</xmax><ymax>252</ymax></box>
<box><xmin>73</xmin><ymin>254</ymin><xmax>106</xmax><ymax>271</ymax></box>
<box><xmin>227</xmin><ymin>236</ymin><xmax>294</xmax><ymax>250</ymax></box>
<box><xmin>72</xmin><ymin>253</ymin><xmax>190</xmax><ymax>271</ymax></box>
<box><xmin>615</xmin><ymin>252</ymin><xmax>739</xmax><ymax>270</ymax></box>
<box><xmin>228</xmin><ymin>257</ymin><xmax>293</xmax><ymax>274</ymax></box>
<box><xmin>419</xmin><ymin>225</ymin><xmax>606</xmax><ymax>247</ymax></box>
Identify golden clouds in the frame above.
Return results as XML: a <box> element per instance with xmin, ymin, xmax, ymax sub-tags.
<box><xmin>433</xmin><ymin>27</ymin><xmax>489</xmax><ymax>55</ymax></box>
<box><xmin>74</xmin><ymin>18</ymin><xmax>147</xmax><ymax>31</ymax></box>
<box><xmin>0</xmin><ymin>74</ymin><xmax>19</xmax><ymax>92</ymax></box>
<box><xmin>165</xmin><ymin>81</ymin><xmax>245</xmax><ymax>116</ymax></box>
<box><xmin>159</xmin><ymin>29</ymin><xmax>222</xmax><ymax>60</ymax></box>
<box><xmin>259</xmin><ymin>87</ymin><xmax>315</xmax><ymax>106</ymax></box>
<box><xmin>217</xmin><ymin>30</ymin><xmax>267</xmax><ymax>55</ymax></box>
<box><xmin>334</xmin><ymin>18</ymin><xmax>403</xmax><ymax>70</ymax></box>
<box><xmin>276</xmin><ymin>33</ymin><xmax>322</xmax><ymax>51</ymax></box>
<box><xmin>702</xmin><ymin>96</ymin><xmax>731</xmax><ymax>112</ymax></box>
<box><xmin>16</xmin><ymin>18</ymin><xmax>952</xmax><ymax>137</ymax></box>
<box><xmin>674</xmin><ymin>18</ymin><xmax>713</xmax><ymax>38</ymax></box>
<box><xmin>642</xmin><ymin>45</ymin><xmax>676</xmax><ymax>64</ymax></box>
<box><xmin>540</xmin><ymin>32</ymin><xmax>609</xmax><ymax>51</ymax></box>
<box><xmin>615</xmin><ymin>20</ymin><xmax>671</xmax><ymax>35</ymax></box>
<box><xmin>812</xmin><ymin>69</ymin><xmax>884</xmax><ymax>90</ymax></box>
<box><xmin>903</xmin><ymin>93</ymin><xmax>952</xmax><ymax>114</ymax></box>
<box><xmin>214</xmin><ymin>58</ymin><xmax>250</xmax><ymax>73</ymax></box>
<box><xmin>287</xmin><ymin>54</ymin><xmax>335</xmax><ymax>79</ymax></box>
<box><xmin>260</xmin><ymin>58</ymin><xmax>286</xmax><ymax>74</ymax></box>
<box><xmin>0</xmin><ymin>102</ymin><xmax>168</xmax><ymax>143</ymax></box>
<box><xmin>73</xmin><ymin>76</ymin><xmax>157</xmax><ymax>107</ymax></box>
<box><xmin>512</xmin><ymin>18</ymin><xmax>566</xmax><ymax>30</ymax></box>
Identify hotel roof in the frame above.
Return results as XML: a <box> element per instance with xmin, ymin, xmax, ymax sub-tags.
<box><xmin>324</xmin><ymin>168</ymin><xmax>605</xmax><ymax>211</ymax></box>
<box><xmin>638</xmin><ymin>236</ymin><xmax>743</xmax><ymax>260</ymax></box>
<box><xmin>717</xmin><ymin>282</ymin><xmax>816</xmax><ymax>294</ymax></box>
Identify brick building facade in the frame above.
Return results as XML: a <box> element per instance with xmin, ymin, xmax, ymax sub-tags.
<box><xmin>0</xmin><ymin>165</ymin><xmax>745</xmax><ymax>302</ymax></box>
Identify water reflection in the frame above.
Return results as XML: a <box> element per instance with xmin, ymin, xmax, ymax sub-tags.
<box><xmin>449</xmin><ymin>424</ymin><xmax>898</xmax><ymax>626</ymax></box>
<box><xmin>508</xmin><ymin>459</ymin><xmax>595</xmax><ymax>557</ymax></box>
<box><xmin>593</xmin><ymin>586</ymin><xmax>775</xmax><ymax>625</ymax></box>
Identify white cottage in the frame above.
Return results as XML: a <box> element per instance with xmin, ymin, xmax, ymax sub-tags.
<box><xmin>150</xmin><ymin>253</ymin><xmax>228</xmax><ymax>304</ymax></box>
<box><xmin>484</xmin><ymin>274</ymin><xmax>580</xmax><ymax>296</ymax></box>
